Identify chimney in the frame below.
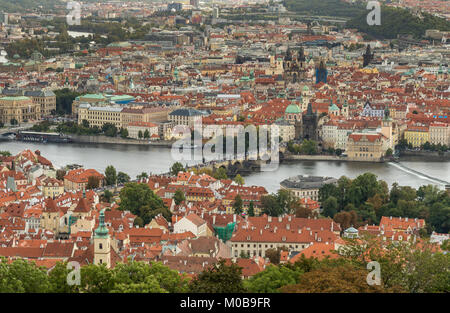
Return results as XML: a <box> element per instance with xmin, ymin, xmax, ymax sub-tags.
<box><xmin>405</xmin><ymin>217</ymin><xmax>408</xmax><ymax>221</ymax></box>
<box><xmin>233</xmin><ymin>214</ymin><xmax>236</xmax><ymax>222</ymax></box>
<box><xmin>286</xmin><ymin>224</ymin><xmax>290</xmax><ymax>230</ymax></box>
<box><xmin>213</xmin><ymin>215</ymin><xmax>216</xmax><ymax>225</ymax></box>
<box><xmin>315</xmin><ymin>232</ymin><xmax>317</xmax><ymax>240</ymax></box>
<box><xmin>274</xmin><ymin>227</ymin><xmax>277</xmax><ymax>233</ymax></box>
<box><xmin>268</xmin><ymin>216</ymin><xmax>272</xmax><ymax>222</ymax></box>
<box><xmin>278</xmin><ymin>216</ymin><xmax>282</xmax><ymax>222</ymax></box>
<box><xmin>260</xmin><ymin>229</ymin><xmax>262</xmax><ymax>235</ymax></box>
<box><xmin>298</xmin><ymin>229</ymin><xmax>302</xmax><ymax>234</ymax></box>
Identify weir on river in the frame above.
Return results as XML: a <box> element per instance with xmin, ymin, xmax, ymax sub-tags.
<box><xmin>389</xmin><ymin>162</ymin><xmax>450</xmax><ymax>186</ymax></box>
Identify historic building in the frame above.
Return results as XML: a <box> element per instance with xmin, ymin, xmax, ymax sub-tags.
<box><xmin>302</xmin><ymin>102</ymin><xmax>319</xmax><ymax>140</ymax></box>
<box><xmin>280</xmin><ymin>175</ymin><xmax>338</xmax><ymax>201</ymax></box>
<box><xmin>315</xmin><ymin>60</ymin><xmax>328</xmax><ymax>84</ymax></box>
<box><xmin>0</xmin><ymin>96</ymin><xmax>41</xmax><ymax>124</ymax></box>
<box><xmin>283</xmin><ymin>46</ymin><xmax>306</xmax><ymax>85</ymax></box>
<box><xmin>346</xmin><ymin>133</ymin><xmax>386</xmax><ymax>162</ymax></box>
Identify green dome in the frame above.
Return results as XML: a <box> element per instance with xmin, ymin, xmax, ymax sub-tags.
<box><xmin>302</xmin><ymin>85</ymin><xmax>309</xmax><ymax>92</ymax></box>
<box><xmin>285</xmin><ymin>104</ymin><xmax>301</xmax><ymax>114</ymax></box>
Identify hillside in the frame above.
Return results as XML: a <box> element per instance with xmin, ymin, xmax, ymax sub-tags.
<box><xmin>283</xmin><ymin>0</ymin><xmax>366</xmax><ymax>18</ymax></box>
<box><xmin>0</xmin><ymin>0</ymin><xmax>62</xmax><ymax>12</ymax></box>
<box><xmin>346</xmin><ymin>6</ymin><xmax>450</xmax><ymax>39</ymax></box>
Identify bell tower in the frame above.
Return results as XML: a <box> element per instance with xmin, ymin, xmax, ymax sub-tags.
<box><xmin>94</xmin><ymin>210</ymin><xmax>111</xmax><ymax>268</ymax></box>
<box><xmin>381</xmin><ymin>105</ymin><xmax>393</xmax><ymax>149</ymax></box>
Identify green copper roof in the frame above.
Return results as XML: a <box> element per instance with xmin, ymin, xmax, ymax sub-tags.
<box><xmin>1</xmin><ymin>96</ymin><xmax>30</xmax><ymax>101</ymax></box>
<box><xmin>94</xmin><ymin>210</ymin><xmax>109</xmax><ymax>238</ymax></box>
<box><xmin>285</xmin><ymin>104</ymin><xmax>301</xmax><ymax>114</ymax></box>
<box><xmin>81</xmin><ymin>94</ymin><xmax>106</xmax><ymax>99</ymax></box>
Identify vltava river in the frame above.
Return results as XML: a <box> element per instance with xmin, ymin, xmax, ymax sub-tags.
<box><xmin>1</xmin><ymin>141</ymin><xmax>449</xmax><ymax>193</ymax></box>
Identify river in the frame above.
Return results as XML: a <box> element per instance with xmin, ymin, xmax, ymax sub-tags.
<box><xmin>1</xmin><ymin>141</ymin><xmax>449</xmax><ymax>193</ymax></box>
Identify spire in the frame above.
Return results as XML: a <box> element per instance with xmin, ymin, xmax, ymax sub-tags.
<box><xmin>94</xmin><ymin>210</ymin><xmax>109</xmax><ymax>238</ymax></box>
<box><xmin>306</xmin><ymin>102</ymin><xmax>314</xmax><ymax>116</ymax></box>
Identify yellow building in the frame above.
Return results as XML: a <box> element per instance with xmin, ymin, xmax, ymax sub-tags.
<box><xmin>72</xmin><ymin>94</ymin><xmax>107</xmax><ymax>115</ymax></box>
<box><xmin>0</xmin><ymin>96</ymin><xmax>41</xmax><ymax>124</ymax></box>
<box><xmin>404</xmin><ymin>125</ymin><xmax>429</xmax><ymax>148</ymax></box>
<box><xmin>78</xmin><ymin>103</ymin><xmax>122</xmax><ymax>129</ymax></box>
<box><xmin>346</xmin><ymin>133</ymin><xmax>386</xmax><ymax>162</ymax></box>
<box><xmin>429</xmin><ymin>122</ymin><xmax>450</xmax><ymax>146</ymax></box>
<box><xmin>24</xmin><ymin>90</ymin><xmax>56</xmax><ymax>116</ymax></box>
<box><xmin>42</xmin><ymin>177</ymin><xmax>64</xmax><ymax>199</ymax></box>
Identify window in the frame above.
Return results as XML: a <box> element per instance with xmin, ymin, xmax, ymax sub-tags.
<box><xmin>99</xmin><ymin>243</ymin><xmax>103</xmax><ymax>249</ymax></box>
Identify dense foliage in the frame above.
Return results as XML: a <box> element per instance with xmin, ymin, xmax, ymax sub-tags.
<box><xmin>119</xmin><ymin>182</ymin><xmax>171</xmax><ymax>224</ymax></box>
<box><xmin>319</xmin><ymin>173</ymin><xmax>450</xmax><ymax>233</ymax></box>
<box><xmin>346</xmin><ymin>6</ymin><xmax>450</xmax><ymax>39</ymax></box>
<box><xmin>1</xmin><ymin>235</ymin><xmax>448</xmax><ymax>293</ymax></box>
<box><xmin>0</xmin><ymin>258</ymin><xmax>190</xmax><ymax>293</ymax></box>
<box><xmin>283</xmin><ymin>0</ymin><xmax>365</xmax><ymax>18</ymax></box>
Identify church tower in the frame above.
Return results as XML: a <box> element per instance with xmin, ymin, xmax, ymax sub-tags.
<box><xmin>381</xmin><ymin>105</ymin><xmax>393</xmax><ymax>149</ymax></box>
<box><xmin>94</xmin><ymin>210</ymin><xmax>111</xmax><ymax>268</ymax></box>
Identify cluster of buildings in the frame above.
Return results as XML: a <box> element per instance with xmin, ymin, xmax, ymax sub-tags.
<box><xmin>1</xmin><ymin>149</ymin><xmax>446</xmax><ymax>276</ymax></box>
<box><xmin>0</xmin><ymin>6</ymin><xmax>447</xmax><ymax>156</ymax></box>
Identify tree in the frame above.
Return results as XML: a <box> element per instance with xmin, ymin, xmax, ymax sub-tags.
<box><xmin>322</xmin><ymin>196</ymin><xmax>338</xmax><ymax>217</ymax></box>
<box><xmin>48</xmin><ymin>262</ymin><xmax>79</xmax><ymax>293</ymax></box>
<box><xmin>117</xmin><ymin>171</ymin><xmax>130</xmax><ymax>184</ymax></box>
<box><xmin>188</xmin><ymin>260</ymin><xmax>246</xmax><ymax>293</ymax></box>
<box><xmin>86</xmin><ymin>176</ymin><xmax>100</xmax><ymax>190</ymax></box>
<box><xmin>300</xmin><ymin>140</ymin><xmax>318</xmax><ymax>155</ymax></box>
<box><xmin>138</xmin><ymin>130</ymin><xmax>143</xmax><ymax>139</ymax></box>
<box><xmin>56</xmin><ymin>169</ymin><xmax>66</xmax><ymax>181</ymax></box>
<box><xmin>265</xmin><ymin>248</ymin><xmax>282</xmax><ymax>265</ymax></box>
<box><xmin>79</xmin><ymin>264</ymin><xmax>116</xmax><ymax>293</ymax></box>
<box><xmin>119</xmin><ymin>182</ymin><xmax>168</xmax><ymax>225</ymax></box>
<box><xmin>0</xmin><ymin>151</ymin><xmax>11</xmax><ymax>157</ymax></box>
<box><xmin>104</xmin><ymin>165</ymin><xmax>117</xmax><ymax>186</ymax></box>
<box><xmin>333</xmin><ymin>211</ymin><xmax>358</xmax><ymax>230</ymax></box>
<box><xmin>111</xmin><ymin>261</ymin><xmax>189</xmax><ymax>293</ymax></box>
<box><xmin>385</xmin><ymin>148</ymin><xmax>393</xmax><ymax>157</ymax></box>
<box><xmin>280</xmin><ymin>264</ymin><xmax>385</xmax><ymax>293</ymax></box>
<box><xmin>144</xmin><ymin>129</ymin><xmax>150</xmax><ymax>139</ymax></box>
<box><xmin>213</xmin><ymin>167</ymin><xmax>228</xmax><ymax>180</ymax></box>
<box><xmin>248</xmin><ymin>201</ymin><xmax>255</xmax><ymax>217</ymax></box>
<box><xmin>102</xmin><ymin>123</ymin><xmax>118</xmax><ymax>137</ymax></box>
<box><xmin>234</xmin><ymin>174</ymin><xmax>244</xmax><ymax>186</ymax></box>
<box><xmin>10</xmin><ymin>118</ymin><xmax>18</xmax><ymax>126</ymax></box>
<box><xmin>244</xmin><ymin>265</ymin><xmax>303</xmax><ymax>293</ymax></box>
<box><xmin>0</xmin><ymin>258</ymin><xmax>50</xmax><ymax>293</ymax></box>
<box><xmin>295</xmin><ymin>205</ymin><xmax>316</xmax><ymax>218</ymax></box>
<box><xmin>82</xmin><ymin>119</ymin><xmax>90</xmax><ymax>128</ymax></box>
<box><xmin>233</xmin><ymin>195</ymin><xmax>243</xmax><ymax>215</ymax></box>
<box><xmin>170</xmin><ymin>162</ymin><xmax>184</xmax><ymax>176</ymax></box>
<box><xmin>120</xmin><ymin>128</ymin><xmax>129</xmax><ymax>139</ymax></box>
<box><xmin>173</xmin><ymin>189</ymin><xmax>186</xmax><ymax>205</ymax></box>
<box><xmin>137</xmin><ymin>172</ymin><xmax>148</xmax><ymax>181</ymax></box>
<box><xmin>102</xmin><ymin>190</ymin><xmax>113</xmax><ymax>203</ymax></box>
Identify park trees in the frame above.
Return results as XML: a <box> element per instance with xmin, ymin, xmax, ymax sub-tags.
<box><xmin>105</xmin><ymin>165</ymin><xmax>117</xmax><ymax>186</ymax></box>
<box><xmin>119</xmin><ymin>182</ymin><xmax>170</xmax><ymax>224</ymax></box>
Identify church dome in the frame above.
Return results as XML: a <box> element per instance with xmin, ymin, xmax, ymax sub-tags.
<box><xmin>285</xmin><ymin>104</ymin><xmax>301</xmax><ymax>114</ymax></box>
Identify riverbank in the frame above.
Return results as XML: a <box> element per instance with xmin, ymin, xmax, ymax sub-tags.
<box><xmin>399</xmin><ymin>150</ymin><xmax>450</xmax><ymax>162</ymax></box>
<box><xmin>69</xmin><ymin>134</ymin><xmax>175</xmax><ymax>147</ymax></box>
<box><xmin>283</xmin><ymin>154</ymin><xmax>347</xmax><ymax>162</ymax></box>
